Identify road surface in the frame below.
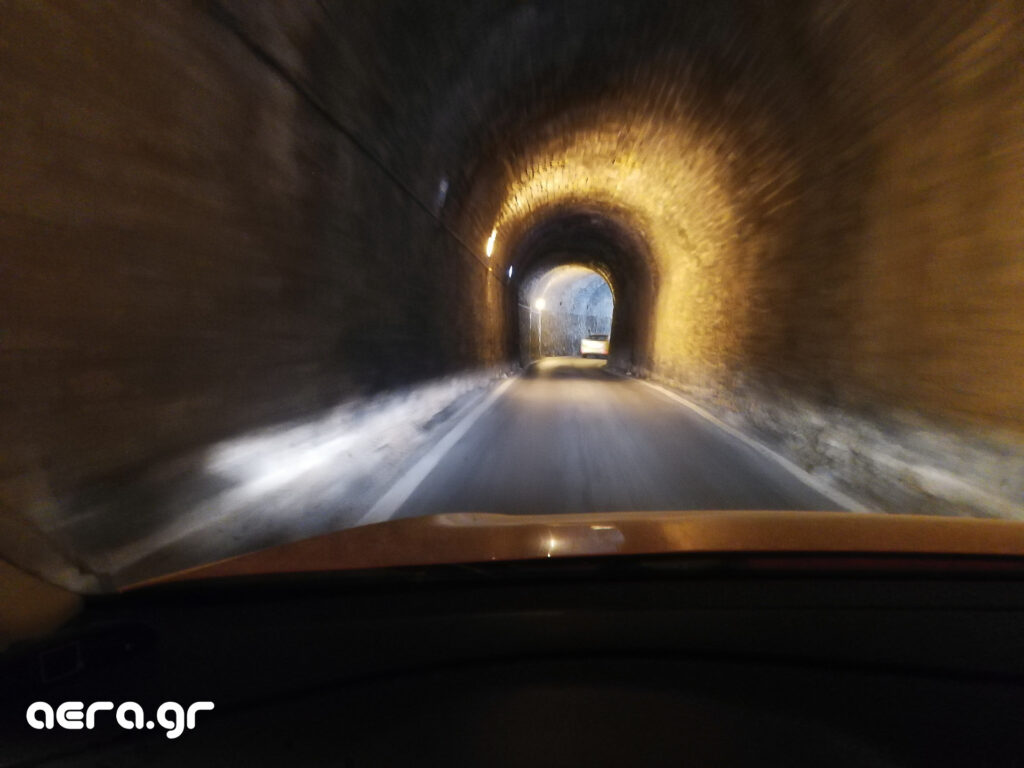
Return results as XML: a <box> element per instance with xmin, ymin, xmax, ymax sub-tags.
<box><xmin>394</xmin><ymin>357</ymin><xmax>842</xmax><ymax>518</ymax></box>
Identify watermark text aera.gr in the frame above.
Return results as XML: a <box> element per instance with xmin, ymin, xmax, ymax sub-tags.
<box><xmin>27</xmin><ymin>701</ymin><xmax>214</xmax><ymax>739</ymax></box>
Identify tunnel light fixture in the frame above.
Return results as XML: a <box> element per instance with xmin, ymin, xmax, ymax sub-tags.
<box><xmin>485</xmin><ymin>228</ymin><xmax>497</xmax><ymax>258</ymax></box>
<box><xmin>534</xmin><ymin>297</ymin><xmax>546</xmax><ymax>311</ymax></box>
<box><xmin>434</xmin><ymin>176</ymin><xmax>449</xmax><ymax>214</ymax></box>
<box><xmin>507</xmin><ymin>265</ymin><xmax>514</xmax><ymax>278</ymax></box>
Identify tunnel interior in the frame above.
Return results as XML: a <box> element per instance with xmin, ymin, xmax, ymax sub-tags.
<box><xmin>1</xmin><ymin>1</ymin><xmax>1023</xmax><ymax>586</ymax></box>
<box><xmin>519</xmin><ymin>265</ymin><xmax>613</xmax><ymax>362</ymax></box>
<box><xmin>507</xmin><ymin>207</ymin><xmax>657</xmax><ymax>368</ymax></box>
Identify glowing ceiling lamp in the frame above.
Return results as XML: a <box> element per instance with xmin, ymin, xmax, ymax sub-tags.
<box><xmin>485</xmin><ymin>228</ymin><xmax>497</xmax><ymax>258</ymax></box>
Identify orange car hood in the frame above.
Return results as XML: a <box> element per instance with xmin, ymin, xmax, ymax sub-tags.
<box><xmin>131</xmin><ymin>510</ymin><xmax>1024</xmax><ymax>589</ymax></box>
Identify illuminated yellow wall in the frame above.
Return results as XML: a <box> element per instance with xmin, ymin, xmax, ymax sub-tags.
<box><xmin>492</xmin><ymin>115</ymin><xmax>760</xmax><ymax>390</ymax></box>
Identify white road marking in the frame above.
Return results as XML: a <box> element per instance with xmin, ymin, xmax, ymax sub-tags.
<box><xmin>354</xmin><ymin>378</ymin><xmax>516</xmax><ymax>526</ymax></box>
<box><xmin>637</xmin><ymin>379</ymin><xmax>872</xmax><ymax>513</ymax></box>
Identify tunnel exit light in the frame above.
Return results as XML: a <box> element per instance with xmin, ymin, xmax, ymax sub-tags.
<box><xmin>485</xmin><ymin>228</ymin><xmax>497</xmax><ymax>257</ymax></box>
<box><xmin>534</xmin><ymin>297</ymin><xmax>546</xmax><ymax>311</ymax></box>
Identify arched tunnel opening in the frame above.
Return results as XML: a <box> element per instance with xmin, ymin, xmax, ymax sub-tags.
<box><xmin>0</xmin><ymin>1</ymin><xmax>1022</xmax><ymax>592</ymax></box>
<box><xmin>505</xmin><ymin>207</ymin><xmax>658</xmax><ymax>370</ymax></box>
<box><xmin>519</xmin><ymin>265</ymin><xmax>614</xmax><ymax>363</ymax></box>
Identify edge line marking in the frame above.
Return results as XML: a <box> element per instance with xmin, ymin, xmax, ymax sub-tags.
<box><xmin>635</xmin><ymin>379</ymin><xmax>871</xmax><ymax>513</ymax></box>
<box><xmin>355</xmin><ymin>378</ymin><xmax>516</xmax><ymax>525</ymax></box>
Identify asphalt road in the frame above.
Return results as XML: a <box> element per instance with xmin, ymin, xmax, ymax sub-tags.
<box><xmin>395</xmin><ymin>357</ymin><xmax>842</xmax><ymax>518</ymax></box>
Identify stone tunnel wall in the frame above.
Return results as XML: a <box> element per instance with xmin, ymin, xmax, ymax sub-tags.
<box><xmin>0</xmin><ymin>1</ymin><xmax>508</xmax><ymax>549</ymax></box>
<box><xmin>657</xmin><ymin>3</ymin><xmax>1024</xmax><ymax>515</ymax></box>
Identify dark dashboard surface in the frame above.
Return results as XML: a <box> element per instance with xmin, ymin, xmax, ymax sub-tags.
<box><xmin>4</xmin><ymin>554</ymin><xmax>1024</xmax><ymax>766</ymax></box>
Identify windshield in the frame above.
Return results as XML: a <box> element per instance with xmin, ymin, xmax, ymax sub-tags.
<box><xmin>2</xmin><ymin>2</ymin><xmax>1022</xmax><ymax>595</ymax></box>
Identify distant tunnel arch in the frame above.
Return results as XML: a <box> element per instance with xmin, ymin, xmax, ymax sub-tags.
<box><xmin>519</xmin><ymin>265</ymin><xmax>613</xmax><ymax>362</ymax></box>
<box><xmin>502</xmin><ymin>205</ymin><xmax>658</xmax><ymax>372</ymax></box>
